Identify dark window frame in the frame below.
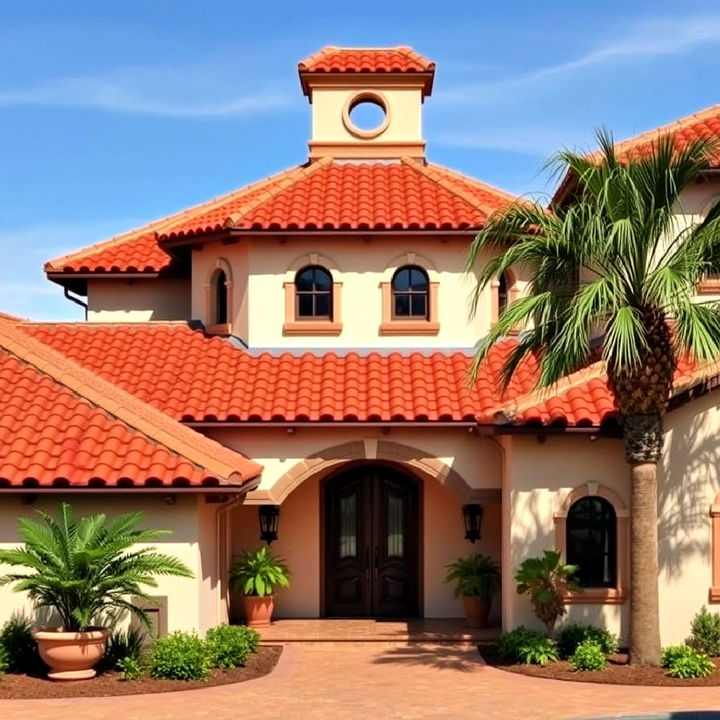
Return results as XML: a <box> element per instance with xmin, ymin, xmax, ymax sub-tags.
<box><xmin>295</xmin><ymin>265</ymin><xmax>333</xmax><ymax>320</ymax></box>
<box><xmin>391</xmin><ymin>265</ymin><xmax>430</xmax><ymax>320</ymax></box>
<box><xmin>212</xmin><ymin>269</ymin><xmax>228</xmax><ymax>324</ymax></box>
<box><xmin>566</xmin><ymin>496</ymin><xmax>617</xmax><ymax>589</ymax></box>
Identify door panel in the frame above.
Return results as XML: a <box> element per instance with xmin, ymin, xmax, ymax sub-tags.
<box><xmin>325</xmin><ymin>466</ymin><xmax>419</xmax><ymax>618</ymax></box>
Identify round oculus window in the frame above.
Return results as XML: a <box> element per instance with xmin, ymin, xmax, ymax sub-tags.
<box><xmin>342</xmin><ymin>93</ymin><xmax>390</xmax><ymax>139</ymax></box>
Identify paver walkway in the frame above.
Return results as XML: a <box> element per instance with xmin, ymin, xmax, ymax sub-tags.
<box><xmin>3</xmin><ymin>643</ymin><xmax>720</xmax><ymax>720</ymax></box>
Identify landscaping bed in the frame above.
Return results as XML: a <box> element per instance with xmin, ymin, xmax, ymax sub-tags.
<box><xmin>481</xmin><ymin>645</ymin><xmax>720</xmax><ymax>686</ymax></box>
<box><xmin>0</xmin><ymin>645</ymin><xmax>282</xmax><ymax>699</ymax></box>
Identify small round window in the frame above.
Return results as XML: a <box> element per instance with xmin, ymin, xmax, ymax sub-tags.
<box><xmin>342</xmin><ymin>93</ymin><xmax>389</xmax><ymax>139</ymax></box>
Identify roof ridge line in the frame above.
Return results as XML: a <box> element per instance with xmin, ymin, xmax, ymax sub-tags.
<box><xmin>608</xmin><ymin>102</ymin><xmax>720</xmax><ymax>155</ymax></box>
<box><xmin>45</xmin><ymin>163</ymin><xmax>306</xmax><ymax>269</ymax></box>
<box><xmin>0</xmin><ymin>318</ymin><xmax>260</xmax><ymax>483</ymax></box>
<box><xmin>426</xmin><ymin>160</ymin><xmax>521</xmax><ymax>204</ymax></box>
<box><xmin>498</xmin><ymin>361</ymin><xmax>608</xmax><ymax>422</ymax></box>
<box><xmin>223</xmin><ymin>156</ymin><xmax>334</xmax><ymax>229</ymax></box>
<box><xmin>402</xmin><ymin>157</ymin><xmax>515</xmax><ymax>217</ymax></box>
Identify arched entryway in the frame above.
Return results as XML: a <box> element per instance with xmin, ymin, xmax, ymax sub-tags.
<box><xmin>324</xmin><ymin>463</ymin><xmax>420</xmax><ymax>618</ymax></box>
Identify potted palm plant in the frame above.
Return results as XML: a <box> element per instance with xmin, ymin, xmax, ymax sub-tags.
<box><xmin>230</xmin><ymin>546</ymin><xmax>291</xmax><ymax>628</ymax></box>
<box><xmin>444</xmin><ymin>553</ymin><xmax>500</xmax><ymax>628</ymax></box>
<box><xmin>0</xmin><ymin>503</ymin><xmax>193</xmax><ymax>680</ymax></box>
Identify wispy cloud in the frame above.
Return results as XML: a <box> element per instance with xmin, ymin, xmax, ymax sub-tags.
<box><xmin>0</xmin><ymin>63</ymin><xmax>293</xmax><ymax>118</ymax></box>
<box><xmin>440</xmin><ymin>15</ymin><xmax>720</xmax><ymax>107</ymax></box>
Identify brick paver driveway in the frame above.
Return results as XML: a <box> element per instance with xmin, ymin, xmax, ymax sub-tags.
<box><xmin>3</xmin><ymin>644</ymin><xmax>720</xmax><ymax>720</ymax></box>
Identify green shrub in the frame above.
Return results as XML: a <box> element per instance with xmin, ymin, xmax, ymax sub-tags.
<box><xmin>117</xmin><ymin>656</ymin><xmax>144</xmax><ymax>681</ymax></box>
<box><xmin>570</xmin><ymin>639</ymin><xmax>607</xmax><ymax>671</ymax></box>
<box><xmin>557</xmin><ymin>623</ymin><xmax>618</xmax><ymax>659</ymax></box>
<box><xmin>514</xmin><ymin>550</ymin><xmax>580</xmax><ymax>636</ymax></box>
<box><xmin>662</xmin><ymin>645</ymin><xmax>715</xmax><ymax>679</ymax></box>
<box><xmin>0</xmin><ymin>617</ymin><xmax>44</xmax><ymax>674</ymax></box>
<box><xmin>206</xmin><ymin>625</ymin><xmax>260</xmax><ymax>669</ymax></box>
<box><xmin>497</xmin><ymin>626</ymin><xmax>559</xmax><ymax>665</ymax></box>
<box><xmin>0</xmin><ymin>644</ymin><xmax>8</xmax><ymax>675</ymax></box>
<box><xmin>687</xmin><ymin>606</ymin><xmax>720</xmax><ymax>656</ymax></box>
<box><xmin>150</xmin><ymin>632</ymin><xmax>210</xmax><ymax>681</ymax></box>
<box><xmin>100</xmin><ymin>627</ymin><xmax>146</xmax><ymax>672</ymax></box>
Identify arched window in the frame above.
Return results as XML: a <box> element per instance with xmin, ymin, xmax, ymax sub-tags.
<box><xmin>295</xmin><ymin>265</ymin><xmax>333</xmax><ymax>319</ymax></box>
<box><xmin>566</xmin><ymin>496</ymin><xmax>617</xmax><ymax>588</ymax></box>
<box><xmin>391</xmin><ymin>265</ymin><xmax>429</xmax><ymax>319</ymax></box>
<box><xmin>498</xmin><ymin>272</ymin><xmax>509</xmax><ymax>317</ymax></box>
<box><xmin>212</xmin><ymin>269</ymin><xmax>228</xmax><ymax>324</ymax></box>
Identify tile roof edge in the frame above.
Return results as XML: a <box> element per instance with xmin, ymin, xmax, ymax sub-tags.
<box><xmin>610</xmin><ymin>103</ymin><xmax>720</xmax><ymax>157</ymax></box>
<box><xmin>298</xmin><ymin>46</ymin><xmax>434</xmax><ymax>72</ymax></box>
<box><xmin>44</xmin><ymin>163</ymin><xmax>307</xmax><ymax>270</ymax></box>
<box><xmin>402</xmin><ymin>157</ymin><xmax>518</xmax><ymax>218</ymax></box>
<box><xmin>0</xmin><ymin>318</ymin><xmax>261</xmax><ymax>484</ymax></box>
<box><xmin>497</xmin><ymin>362</ymin><xmax>608</xmax><ymax>422</ymax></box>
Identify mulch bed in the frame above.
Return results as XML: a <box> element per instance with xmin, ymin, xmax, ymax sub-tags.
<box><xmin>0</xmin><ymin>645</ymin><xmax>282</xmax><ymax>699</ymax></box>
<box><xmin>480</xmin><ymin>645</ymin><xmax>720</xmax><ymax>686</ymax></box>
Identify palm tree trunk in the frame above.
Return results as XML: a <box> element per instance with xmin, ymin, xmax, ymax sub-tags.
<box><xmin>624</xmin><ymin>413</ymin><xmax>662</xmax><ymax>666</ymax></box>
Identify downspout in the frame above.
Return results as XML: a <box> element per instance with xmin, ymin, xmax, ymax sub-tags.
<box><xmin>63</xmin><ymin>286</ymin><xmax>88</xmax><ymax>320</ymax></box>
<box><xmin>216</xmin><ymin>495</ymin><xmax>244</xmax><ymax>624</ymax></box>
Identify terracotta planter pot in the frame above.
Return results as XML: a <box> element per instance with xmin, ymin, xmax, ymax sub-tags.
<box><xmin>33</xmin><ymin>628</ymin><xmax>109</xmax><ymax>681</ymax></box>
<box><xmin>462</xmin><ymin>596</ymin><xmax>491</xmax><ymax>629</ymax></box>
<box><xmin>243</xmin><ymin>595</ymin><xmax>274</xmax><ymax>628</ymax></box>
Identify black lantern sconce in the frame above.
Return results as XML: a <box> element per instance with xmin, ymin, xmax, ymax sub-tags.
<box><xmin>462</xmin><ymin>504</ymin><xmax>483</xmax><ymax>543</ymax></box>
<box><xmin>258</xmin><ymin>505</ymin><xmax>280</xmax><ymax>545</ymax></box>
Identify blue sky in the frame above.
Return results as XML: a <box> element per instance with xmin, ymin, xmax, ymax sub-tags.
<box><xmin>3</xmin><ymin>0</ymin><xmax>720</xmax><ymax>320</ymax></box>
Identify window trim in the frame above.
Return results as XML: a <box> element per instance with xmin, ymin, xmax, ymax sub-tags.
<box><xmin>708</xmin><ymin>496</ymin><xmax>720</xmax><ymax>603</ymax></box>
<box><xmin>553</xmin><ymin>483</ymin><xmax>629</xmax><ymax>605</ymax></box>
<box><xmin>204</xmin><ymin>259</ymin><xmax>233</xmax><ymax>336</ymax></box>
<box><xmin>380</xmin><ymin>263</ymin><xmax>439</xmax><ymax>335</ymax></box>
<box><xmin>491</xmin><ymin>269</ymin><xmax>520</xmax><ymax>333</ymax></box>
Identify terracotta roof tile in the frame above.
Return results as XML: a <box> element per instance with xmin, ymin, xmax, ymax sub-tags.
<box><xmin>21</xmin><ymin>323</ymin><xmax>536</xmax><ymax>423</ymax></box>
<box><xmin>45</xmin><ymin>159</ymin><xmax>518</xmax><ymax>275</ymax></box>
<box><xmin>611</xmin><ymin>104</ymin><xmax>720</xmax><ymax>165</ymax></box>
<box><xmin>298</xmin><ymin>46</ymin><xmax>434</xmax><ymax>74</ymax></box>
<box><xmin>0</xmin><ymin>319</ymin><xmax>261</xmax><ymax>488</ymax></box>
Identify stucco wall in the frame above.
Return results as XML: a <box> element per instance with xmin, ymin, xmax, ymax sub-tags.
<box><xmin>87</xmin><ymin>278</ymin><xmax>191</xmax><ymax>322</ymax></box>
<box><xmin>229</xmin><ymin>474</ymin><xmax>501</xmax><ymax>620</ymax></box>
<box><xmin>214</xmin><ymin>425</ymin><xmax>503</xmax><ymax>620</ymax></box>
<box><xmin>0</xmin><ymin>494</ymin><xmax>219</xmax><ymax>634</ymax></box>
<box><xmin>186</xmin><ymin>236</ymin><xmax>529</xmax><ymax>349</ymax></box>
<box><xmin>503</xmin><ymin>400</ymin><xmax>720</xmax><ymax>646</ymax></box>
<box><xmin>503</xmin><ymin>435</ymin><xmax>629</xmax><ymax>638</ymax></box>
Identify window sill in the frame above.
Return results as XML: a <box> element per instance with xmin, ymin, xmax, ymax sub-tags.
<box><xmin>563</xmin><ymin>588</ymin><xmax>627</xmax><ymax>605</ymax></box>
<box><xmin>380</xmin><ymin>321</ymin><xmax>440</xmax><ymax>336</ymax></box>
<box><xmin>708</xmin><ymin>587</ymin><xmax>720</xmax><ymax>603</ymax></box>
<box><xmin>206</xmin><ymin>322</ymin><xmax>232</xmax><ymax>336</ymax></box>
<box><xmin>283</xmin><ymin>321</ymin><xmax>342</xmax><ymax>336</ymax></box>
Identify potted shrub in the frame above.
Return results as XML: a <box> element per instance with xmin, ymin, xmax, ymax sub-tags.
<box><xmin>230</xmin><ymin>546</ymin><xmax>291</xmax><ymax>628</ymax></box>
<box><xmin>515</xmin><ymin>549</ymin><xmax>580</xmax><ymax>637</ymax></box>
<box><xmin>0</xmin><ymin>503</ymin><xmax>193</xmax><ymax>680</ymax></box>
<box><xmin>444</xmin><ymin>553</ymin><xmax>500</xmax><ymax>628</ymax></box>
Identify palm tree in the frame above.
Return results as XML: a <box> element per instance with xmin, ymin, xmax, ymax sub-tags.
<box><xmin>0</xmin><ymin>502</ymin><xmax>193</xmax><ymax>632</ymax></box>
<box><xmin>466</xmin><ymin>130</ymin><xmax>720</xmax><ymax>666</ymax></box>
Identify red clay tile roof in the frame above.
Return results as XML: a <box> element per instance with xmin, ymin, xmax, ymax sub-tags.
<box><xmin>298</xmin><ymin>46</ymin><xmax>434</xmax><ymax>79</ymax></box>
<box><xmin>21</xmin><ymin>322</ymin><xmax>538</xmax><ymax>423</ymax></box>
<box><xmin>17</xmin><ymin>320</ymin><xmax>720</xmax><ymax>429</ymax></box>
<box><xmin>159</xmin><ymin>158</ymin><xmax>517</xmax><ymax>240</ymax></box>
<box><xmin>611</xmin><ymin>103</ymin><xmax>720</xmax><ymax>165</ymax></box>
<box><xmin>45</xmin><ymin>159</ymin><xmax>518</xmax><ymax>275</ymax></box>
<box><xmin>0</xmin><ymin>318</ymin><xmax>261</xmax><ymax>488</ymax></box>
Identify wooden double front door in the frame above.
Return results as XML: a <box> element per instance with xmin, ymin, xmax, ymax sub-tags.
<box><xmin>324</xmin><ymin>465</ymin><xmax>419</xmax><ymax>618</ymax></box>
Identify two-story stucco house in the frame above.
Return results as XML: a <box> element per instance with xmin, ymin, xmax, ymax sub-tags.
<box><xmin>4</xmin><ymin>47</ymin><xmax>720</xmax><ymax>645</ymax></box>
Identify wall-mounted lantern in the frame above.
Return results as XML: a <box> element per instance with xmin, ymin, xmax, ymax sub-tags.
<box><xmin>258</xmin><ymin>505</ymin><xmax>280</xmax><ymax>545</ymax></box>
<box><xmin>462</xmin><ymin>504</ymin><xmax>483</xmax><ymax>543</ymax></box>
